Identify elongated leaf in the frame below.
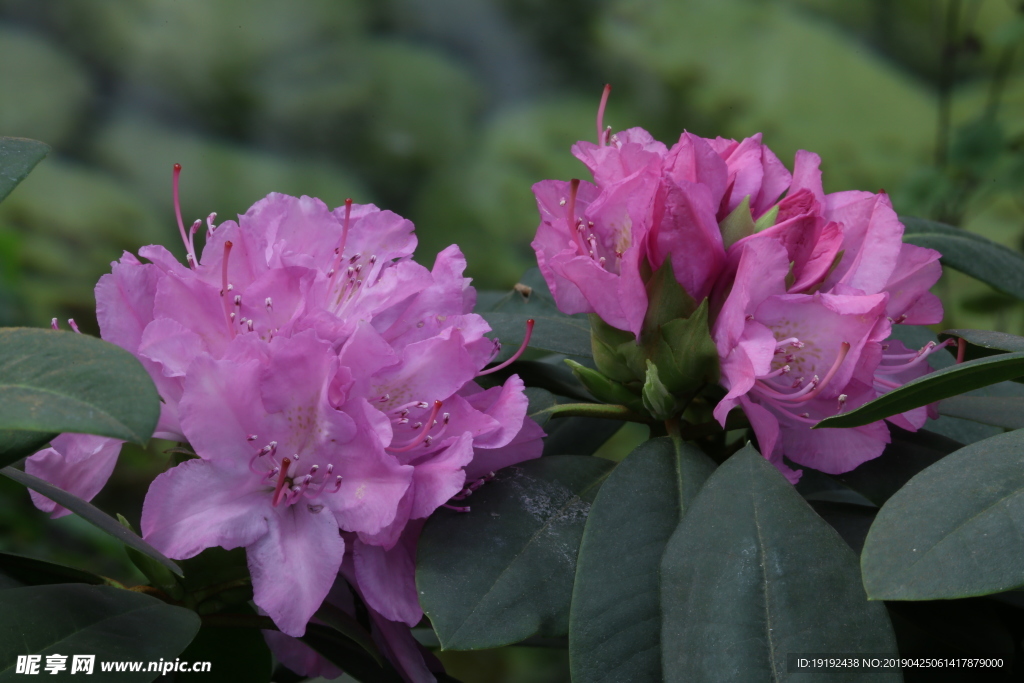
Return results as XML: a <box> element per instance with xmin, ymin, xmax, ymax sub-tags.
<box><xmin>0</xmin><ymin>584</ymin><xmax>199</xmax><ymax>682</ymax></box>
<box><xmin>570</xmin><ymin>438</ymin><xmax>714</xmax><ymax>683</ymax></box>
<box><xmin>942</xmin><ymin>328</ymin><xmax>1024</xmax><ymax>354</ymax></box>
<box><xmin>0</xmin><ymin>328</ymin><xmax>160</xmax><ymax>467</ymax></box>
<box><xmin>939</xmin><ymin>395</ymin><xmax>1024</xmax><ymax>429</ymax></box>
<box><xmin>417</xmin><ymin>456</ymin><xmax>615</xmax><ymax>650</ymax></box>
<box><xmin>902</xmin><ymin>216</ymin><xmax>1024</xmax><ymax>301</ymax></box>
<box><xmin>861</xmin><ymin>429</ymin><xmax>1024</xmax><ymax>600</ymax></box>
<box><xmin>0</xmin><ymin>137</ymin><xmax>49</xmax><ymax>204</ymax></box>
<box><xmin>834</xmin><ymin>427</ymin><xmax>962</xmax><ymax>506</ymax></box>
<box><xmin>1</xmin><ymin>466</ymin><xmax>182</xmax><ymax>577</ymax></box>
<box><xmin>660</xmin><ymin>445</ymin><xmax>898</xmax><ymax>682</ymax></box>
<box><xmin>0</xmin><ymin>552</ymin><xmax>111</xmax><ymax>588</ymax></box>
<box><xmin>816</xmin><ymin>351</ymin><xmax>1024</xmax><ymax>429</ymax></box>
<box><xmin>542</xmin><ymin>417</ymin><xmax>624</xmax><ymax>457</ymax></box>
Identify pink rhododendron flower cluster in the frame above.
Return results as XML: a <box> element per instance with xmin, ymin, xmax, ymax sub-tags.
<box><xmin>532</xmin><ymin>88</ymin><xmax>944</xmax><ymax>482</ymax></box>
<box><xmin>29</xmin><ymin>169</ymin><xmax>543</xmax><ymax>682</ymax></box>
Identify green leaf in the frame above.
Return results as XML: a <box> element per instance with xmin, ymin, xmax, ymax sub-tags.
<box><xmin>0</xmin><ymin>137</ymin><xmax>49</xmax><ymax>204</ymax></box>
<box><xmin>941</xmin><ymin>328</ymin><xmax>1024</xmax><ymax>358</ymax></box>
<box><xmin>1</xmin><ymin>466</ymin><xmax>183</xmax><ymax>577</ymax></box>
<box><xmin>660</xmin><ymin>445</ymin><xmax>898</xmax><ymax>682</ymax></box>
<box><xmin>641</xmin><ymin>257</ymin><xmax>696</xmax><ymax>338</ymax></box>
<box><xmin>0</xmin><ymin>584</ymin><xmax>200</xmax><ymax>682</ymax></box>
<box><xmin>118</xmin><ymin>514</ymin><xmax>184</xmax><ymax>601</ymax></box>
<box><xmin>652</xmin><ymin>299</ymin><xmax>719</xmax><ymax>395</ymax></box>
<box><xmin>939</xmin><ymin>395</ymin><xmax>1024</xmax><ymax>430</ymax></box>
<box><xmin>564</xmin><ymin>360</ymin><xmax>645</xmax><ymax>414</ymax></box>
<box><xmin>901</xmin><ymin>216</ymin><xmax>1024</xmax><ymax>301</ymax></box>
<box><xmin>570</xmin><ymin>438</ymin><xmax>714</xmax><ymax>683</ymax></box>
<box><xmin>541</xmin><ymin>416</ymin><xmax>624</xmax><ymax>457</ymax></box>
<box><xmin>833</xmin><ymin>427</ymin><xmax>962</xmax><ymax>506</ymax></box>
<box><xmin>861</xmin><ymin>429</ymin><xmax>1024</xmax><ymax>600</ymax></box>
<box><xmin>719</xmin><ymin>195</ymin><xmax>755</xmax><ymax>248</ymax></box>
<box><xmin>481</xmin><ymin>268</ymin><xmax>592</xmax><ymax>361</ymax></box>
<box><xmin>302</xmin><ymin>623</ymin><xmax>402</xmax><ymax>683</ymax></box>
<box><xmin>0</xmin><ymin>328</ymin><xmax>161</xmax><ymax>467</ymax></box>
<box><xmin>815</xmin><ymin>351</ymin><xmax>1024</xmax><ymax>429</ymax></box>
<box><xmin>641</xmin><ymin>360</ymin><xmax>675</xmax><ymax>420</ymax></box>
<box><xmin>417</xmin><ymin>455</ymin><xmax>615</xmax><ymax>650</ymax></box>
<box><xmin>176</xmin><ymin>621</ymin><xmax>271</xmax><ymax>683</ymax></box>
<box><xmin>0</xmin><ymin>552</ymin><xmax>112</xmax><ymax>588</ymax></box>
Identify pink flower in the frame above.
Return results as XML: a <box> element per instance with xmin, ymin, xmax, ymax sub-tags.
<box><xmin>29</xmin><ymin>168</ymin><xmax>543</xmax><ymax>654</ymax></box>
<box><xmin>26</xmin><ymin>433</ymin><xmax>124</xmax><ymax>519</ymax></box>
<box><xmin>711</xmin><ymin>153</ymin><xmax>944</xmax><ymax>481</ymax></box>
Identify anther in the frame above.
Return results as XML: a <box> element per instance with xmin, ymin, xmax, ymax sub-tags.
<box><xmin>388</xmin><ymin>400</ymin><xmax>443</xmax><ymax>453</ymax></box>
<box><xmin>68</xmin><ymin>319</ymin><xmax>81</xmax><ymax>333</ymax></box>
<box><xmin>265</xmin><ymin>297</ymin><xmax>273</xmax><ymax>310</ymax></box>
<box><xmin>271</xmin><ymin>457</ymin><xmax>292</xmax><ymax>507</ymax></box>
<box><xmin>51</xmin><ymin>318</ymin><xmax>58</xmax><ymax>330</ymax></box>
<box><xmin>234</xmin><ymin>295</ymin><xmax>241</xmax><ymax>306</ymax></box>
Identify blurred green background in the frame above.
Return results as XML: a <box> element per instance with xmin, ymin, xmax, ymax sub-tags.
<box><xmin>1</xmin><ymin>1</ymin><xmax>1023</xmax><ymax>681</ymax></box>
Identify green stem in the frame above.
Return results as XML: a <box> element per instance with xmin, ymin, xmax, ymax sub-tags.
<box><xmin>535</xmin><ymin>402</ymin><xmax>653</xmax><ymax>423</ymax></box>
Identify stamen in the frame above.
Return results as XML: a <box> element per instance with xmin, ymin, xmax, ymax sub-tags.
<box><xmin>247</xmin><ymin>434</ymin><xmax>258</xmax><ymax>441</ymax></box>
<box><xmin>875</xmin><ymin>339</ymin><xmax>953</xmax><ymax>375</ymax></box>
<box><xmin>597</xmin><ymin>83</ymin><xmax>612</xmax><ymax>146</ymax></box>
<box><xmin>388</xmin><ymin>400</ymin><xmax>443</xmax><ymax>453</ymax></box>
<box><xmin>206</xmin><ymin>212</ymin><xmax>217</xmax><ymax>239</ymax></box>
<box><xmin>757</xmin><ymin>364</ymin><xmax>790</xmax><ymax>380</ymax></box>
<box><xmin>328</xmin><ymin>198</ymin><xmax>354</xmax><ymax>276</ymax></box>
<box><xmin>265</xmin><ymin>297</ymin><xmax>273</xmax><ymax>311</ymax></box>
<box><xmin>186</xmin><ymin>219</ymin><xmax>200</xmax><ymax>268</ymax></box>
<box><xmin>271</xmin><ymin>457</ymin><xmax>292</xmax><ymax>507</ymax></box>
<box><xmin>68</xmin><ymin>319</ymin><xmax>81</xmax><ymax>334</ymax></box>
<box><xmin>567</xmin><ymin>179</ymin><xmax>588</xmax><ymax>256</ymax></box>
<box><xmin>478</xmin><ymin>319</ymin><xmax>534</xmax><ymax>376</ymax></box>
<box><xmin>757</xmin><ymin>342</ymin><xmax>851</xmax><ymax>404</ymax></box>
<box><xmin>172</xmin><ymin>164</ymin><xmax>189</xmax><ymax>261</ymax></box>
<box><xmin>957</xmin><ymin>337</ymin><xmax>966</xmax><ymax>364</ymax></box>
<box><xmin>220</xmin><ymin>241</ymin><xmax>235</xmax><ymax>336</ymax></box>
<box><xmin>50</xmin><ymin>318</ymin><xmax>58</xmax><ymax>331</ymax></box>
<box><xmin>443</xmin><ymin>504</ymin><xmax>471</xmax><ymax>513</ymax></box>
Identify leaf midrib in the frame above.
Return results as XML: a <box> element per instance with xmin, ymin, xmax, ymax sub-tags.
<box><xmin>0</xmin><ymin>383</ymin><xmax>139</xmax><ymax>442</ymax></box>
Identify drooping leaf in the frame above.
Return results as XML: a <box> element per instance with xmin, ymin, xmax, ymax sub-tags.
<box><xmin>417</xmin><ymin>455</ymin><xmax>615</xmax><ymax>650</ymax></box>
<box><xmin>861</xmin><ymin>429</ymin><xmax>1024</xmax><ymax>600</ymax></box>
<box><xmin>816</xmin><ymin>351</ymin><xmax>1024</xmax><ymax>429</ymax></box>
<box><xmin>660</xmin><ymin>445</ymin><xmax>898</xmax><ymax>682</ymax></box>
<box><xmin>570</xmin><ymin>438</ymin><xmax>714</xmax><ymax>683</ymax></box>
<box><xmin>1</xmin><ymin>466</ymin><xmax>182</xmax><ymax>577</ymax></box>
<box><xmin>902</xmin><ymin>216</ymin><xmax>1024</xmax><ymax>301</ymax></box>
<box><xmin>118</xmin><ymin>514</ymin><xmax>184</xmax><ymax>600</ymax></box>
<box><xmin>0</xmin><ymin>584</ymin><xmax>199</xmax><ymax>682</ymax></box>
<box><xmin>0</xmin><ymin>137</ymin><xmax>50</xmax><ymax>204</ymax></box>
<box><xmin>0</xmin><ymin>328</ymin><xmax>160</xmax><ymax>467</ymax></box>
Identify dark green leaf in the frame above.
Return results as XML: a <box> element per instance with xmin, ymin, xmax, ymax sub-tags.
<box><xmin>660</xmin><ymin>445</ymin><xmax>898</xmax><ymax>682</ymax></box>
<box><xmin>117</xmin><ymin>515</ymin><xmax>184</xmax><ymax>601</ymax></box>
<box><xmin>0</xmin><ymin>552</ymin><xmax>110</xmax><ymax>588</ymax></box>
<box><xmin>902</xmin><ymin>216</ymin><xmax>1024</xmax><ymax>301</ymax></box>
<box><xmin>525</xmin><ymin>387</ymin><xmax>559</xmax><ymax>427</ymax></box>
<box><xmin>0</xmin><ymin>328</ymin><xmax>161</xmax><ymax>467</ymax></box>
<box><xmin>807</xmin><ymin>501</ymin><xmax>876</xmax><ymax>555</ymax></box>
<box><xmin>481</xmin><ymin>268</ymin><xmax>592</xmax><ymax>361</ymax></box>
<box><xmin>417</xmin><ymin>455</ymin><xmax>615</xmax><ymax>650</ymax></box>
<box><xmin>939</xmin><ymin>395</ymin><xmax>1024</xmax><ymax>430</ymax></box>
<box><xmin>1</xmin><ymin>466</ymin><xmax>182</xmax><ymax>577</ymax></box>
<box><xmin>0</xmin><ymin>584</ymin><xmax>200</xmax><ymax>682</ymax></box>
<box><xmin>570</xmin><ymin>438</ymin><xmax>714</xmax><ymax>683</ymax></box>
<box><xmin>483</xmin><ymin>311</ymin><xmax>592</xmax><ymax>361</ymax></box>
<box><xmin>941</xmin><ymin>328</ymin><xmax>1024</xmax><ymax>360</ymax></box>
<box><xmin>176</xmin><ymin>622</ymin><xmax>271</xmax><ymax>683</ymax></box>
<box><xmin>0</xmin><ymin>137</ymin><xmax>49</xmax><ymax>204</ymax></box>
<box><xmin>816</xmin><ymin>351</ymin><xmax>1024</xmax><ymax>429</ymax></box>
<box><xmin>641</xmin><ymin>257</ymin><xmax>696</xmax><ymax>337</ymax></box>
<box><xmin>653</xmin><ymin>300</ymin><xmax>719</xmax><ymax>395</ymax></box>
<box><xmin>833</xmin><ymin>427</ymin><xmax>962</xmax><ymax>506</ymax></box>
<box><xmin>302</xmin><ymin>623</ymin><xmax>402</xmax><ymax>683</ymax></box>
<box><xmin>861</xmin><ymin>429</ymin><xmax>1024</xmax><ymax>600</ymax></box>
<box><xmin>541</xmin><ymin>417</ymin><xmax>624</xmax><ymax>457</ymax></box>
<box><xmin>0</xmin><ymin>429</ymin><xmax>51</xmax><ymax>467</ymax></box>
<box><xmin>313</xmin><ymin>602</ymin><xmax>383</xmax><ymax>666</ymax></box>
